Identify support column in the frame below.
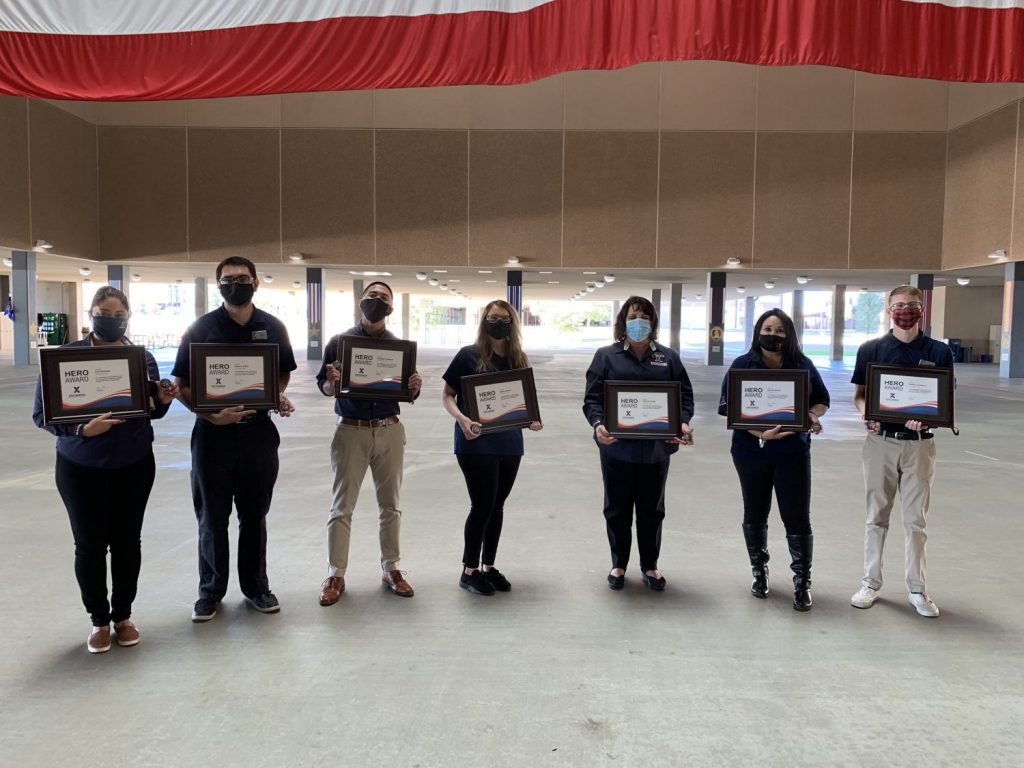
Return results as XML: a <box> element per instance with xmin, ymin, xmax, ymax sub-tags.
<box><xmin>743</xmin><ymin>296</ymin><xmax>756</xmax><ymax>349</ymax></box>
<box><xmin>792</xmin><ymin>289</ymin><xmax>805</xmax><ymax>343</ymax></box>
<box><xmin>911</xmin><ymin>273</ymin><xmax>934</xmax><ymax>335</ymax></box>
<box><xmin>62</xmin><ymin>282</ymin><xmax>81</xmax><ymax>342</ymax></box>
<box><xmin>306</xmin><ymin>267</ymin><xmax>325</xmax><ymax>360</ymax></box>
<box><xmin>194</xmin><ymin>277</ymin><xmax>208</xmax><ymax>318</ymax></box>
<box><xmin>1000</xmin><ymin>262</ymin><xmax>1024</xmax><ymax>379</ymax></box>
<box><xmin>401</xmin><ymin>292</ymin><xmax>410</xmax><ymax>339</ymax></box>
<box><xmin>706</xmin><ymin>271</ymin><xmax>726</xmax><ymax>366</ymax></box>
<box><xmin>352</xmin><ymin>279</ymin><xmax>364</xmax><ymax>326</ymax></box>
<box><xmin>669</xmin><ymin>282</ymin><xmax>682</xmax><ymax>352</ymax></box>
<box><xmin>507</xmin><ymin>270</ymin><xmax>522</xmax><ymax>314</ymax></box>
<box><xmin>107</xmin><ymin>265</ymin><xmax>128</xmax><ymax>290</ymax></box>
<box><xmin>12</xmin><ymin>250</ymin><xmax>37</xmax><ymax>366</ymax></box>
<box><xmin>831</xmin><ymin>285</ymin><xmax>846</xmax><ymax>362</ymax></box>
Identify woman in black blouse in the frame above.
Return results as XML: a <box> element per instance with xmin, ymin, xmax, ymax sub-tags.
<box><xmin>719</xmin><ymin>309</ymin><xmax>829</xmax><ymax>611</ymax></box>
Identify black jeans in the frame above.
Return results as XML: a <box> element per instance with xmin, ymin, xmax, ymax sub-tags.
<box><xmin>190</xmin><ymin>418</ymin><xmax>280</xmax><ymax>601</ymax></box>
<box><xmin>732</xmin><ymin>452</ymin><xmax>812</xmax><ymax>536</ymax></box>
<box><xmin>599</xmin><ymin>455</ymin><xmax>670</xmax><ymax>572</ymax></box>
<box><xmin>55</xmin><ymin>452</ymin><xmax>155</xmax><ymax>626</ymax></box>
<box><xmin>457</xmin><ymin>453</ymin><xmax>522</xmax><ymax>568</ymax></box>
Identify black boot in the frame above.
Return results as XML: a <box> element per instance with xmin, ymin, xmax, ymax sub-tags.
<box><xmin>787</xmin><ymin>533</ymin><xmax>813</xmax><ymax>612</ymax></box>
<box><xmin>742</xmin><ymin>524</ymin><xmax>770</xmax><ymax>599</ymax></box>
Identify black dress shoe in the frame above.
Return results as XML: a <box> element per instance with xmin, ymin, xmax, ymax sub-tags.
<box><xmin>641</xmin><ymin>572</ymin><xmax>667</xmax><ymax>591</ymax></box>
<box><xmin>607</xmin><ymin>573</ymin><xmax>625</xmax><ymax>590</ymax></box>
<box><xmin>481</xmin><ymin>568</ymin><xmax>511</xmax><ymax>592</ymax></box>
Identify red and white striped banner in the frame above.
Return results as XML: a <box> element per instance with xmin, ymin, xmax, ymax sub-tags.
<box><xmin>1</xmin><ymin>1</ymin><xmax>1022</xmax><ymax>101</ymax></box>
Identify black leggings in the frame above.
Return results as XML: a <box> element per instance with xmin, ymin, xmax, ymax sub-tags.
<box><xmin>732</xmin><ymin>452</ymin><xmax>812</xmax><ymax>535</ymax></box>
<box><xmin>55</xmin><ymin>452</ymin><xmax>156</xmax><ymax>626</ymax></box>
<box><xmin>456</xmin><ymin>453</ymin><xmax>522</xmax><ymax>568</ymax></box>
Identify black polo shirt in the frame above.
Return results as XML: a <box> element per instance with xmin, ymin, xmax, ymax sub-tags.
<box><xmin>316</xmin><ymin>325</ymin><xmax>413</xmax><ymax>420</ymax></box>
<box><xmin>172</xmin><ymin>305</ymin><xmax>297</xmax><ymax>421</ymax></box>
<box><xmin>583</xmin><ymin>340</ymin><xmax>695</xmax><ymax>464</ymax></box>
<box><xmin>852</xmin><ymin>330</ymin><xmax>953</xmax><ymax>431</ymax></box>
<box><xmin>442</xmin><ymin>345</ymin><xmax>524</xmax><ymax>457</ymax></box>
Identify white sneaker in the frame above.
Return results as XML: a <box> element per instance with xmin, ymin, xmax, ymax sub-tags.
<box><xmin>850</xmin><ymin>586</ymin><xmax>879</xmax><ymax>609</ymax></box>
<box><xmin>909</xmin><ymin>592</ymin><xmax>939</xmax><ymax>618</ymax></box>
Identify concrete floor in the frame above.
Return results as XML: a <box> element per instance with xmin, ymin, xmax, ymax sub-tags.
<box><xmin>1</xmin><ymin>346</ymin><xmax>1022</xmax><ymax>767</ymax></box>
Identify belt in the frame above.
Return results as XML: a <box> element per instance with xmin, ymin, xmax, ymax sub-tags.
<box><xmin>338</xmin><ymin>415</ymin><xmax>399</xmax><ymax>428</ymax></box>
<box><xmin>879</xmin><ymin>430</ymin><xmax>933</xmax><ymax>441</ymax></box>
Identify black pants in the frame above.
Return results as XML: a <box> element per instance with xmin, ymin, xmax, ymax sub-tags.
<box><xmin>732</xmin><ymin>452</ymin><xmax>812</xmax><ymax>535</ymax></box>
<box><xmin>55</xmin><ymin>452</ymin><xmax>155</xmax><ymax>626</ymax></box>
<box><xmin>191</xmin><ymin>418</ymin><xmax>280</xmax><ymax>601</ymax></box>
<box><xmin>600</xmin><ymin>455</ymin><xmax>670</xmax><ymax>572</ymax></box>
<box><xmin>457</xmin><ymin>453</ymin><xmax>522</xmax><ymax>568</ymax></box>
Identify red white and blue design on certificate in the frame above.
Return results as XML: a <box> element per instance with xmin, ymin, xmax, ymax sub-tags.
<box><xmin>876</xmin><ymin>374</ymin><xmax>940</xmax><ymax>416</ymax></box>
<box><xmin>615</xmin><ymin>391</ymin><xmax>670</xmax><ymax>432</ymax></box>
<box><xmin>475</xmin><ymin>379</ymin><xmax>530</xmax><ymax>425</ymax></box>
<box><xmin>203</xmin><ymin>356</ymin><xmax>267</xmax><ymax>401</ymax></box>
<box><xmin>740</xmin><ymin>380</ymin><xmax>797</xmax><ymax>422</ymax></box>
<box><xmin>347</xmin><ymin>347</ymin><xmax>404</xmax><ymax>392</ymax></box>
<box><xmin>59</xmin><ymin>359</ymin><xmax>133</xmax><ymax>410</ymax></box>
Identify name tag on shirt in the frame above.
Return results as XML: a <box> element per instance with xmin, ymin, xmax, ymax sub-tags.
<box><xmin>252</xmin><ymin>330</ymin><xmax>268</xmax><ymax>340</ymax></box>
<box><xmin>650</xmin><ymin>352</ymin><xmax>668</xmax><ymax>367</ymax></box>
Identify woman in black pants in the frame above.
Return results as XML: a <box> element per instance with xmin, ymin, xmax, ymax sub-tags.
<box><xmin>32</xmin><ymin>286</ymin><xmax>177</xmax><ymax>652</ymax></box>
<box><xmin>442</xmin><ymin>300</ymin><xmax>542</xmax><ymax>596</ymax></box>
<box><xmin>718</xmin><ymin>308</ymin><xmax>829</xmax><ymax>611</ymax></box>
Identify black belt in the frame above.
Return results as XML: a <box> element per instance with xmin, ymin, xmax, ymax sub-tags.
<box><xmin>879</xmin><ymin>430</ymin><xmax>933</xmax><ymax>441</ymax></box>
<box><xmin>338</xmin><ymin>416</ymin><xmax>399</xmax><ymax>428</ymax></box>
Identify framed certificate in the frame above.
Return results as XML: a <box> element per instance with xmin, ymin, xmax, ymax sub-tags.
<box><xmin>336</xmin><ymin>336</ymin><xmax>417</xmax><ymax>402</ymax></box>
<box><xmin>604</xmin><ymin>381</ymin><xmax>683</xmax><ymax>440</ymax></box>
<box><xmin>726</xmin><ymin>369</ymin><xmax>811</xmax><ymax>431</ymax></box>
<box><xmin>189</xmin><ymin>343</ymin><xmax>280</xmax><ymax>412</ymax></box>
<box><xmin>39</xmin><ymin>345</ymin><xmax>151</xmax><ymax>425</ymax></box>
<box><xmin>461</xmin><ymin>368</ymin><xmax>541</xmax><ymax>434</ymax></box>
<box><xmin>864</xmin><ymin>363</ymin><xmax>955</xmax><ymax>429</ymax></box>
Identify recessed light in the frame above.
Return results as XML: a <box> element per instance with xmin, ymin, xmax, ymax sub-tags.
<box><xmin>287</xmin><ymin>252</ymin><xmax>305</xmax><ymax>262</ymax></box>
<box><xmin>79</xmin><ymin>267</ymin><xmax>91</xmax><ymax>276</ymax></box>
<box><xmin>416</xmin><ymin>272</ymin><xmax>427</xmax><ymax>280</ymax></box>
<box><xmin>583</xmin><ymin>271</ymin><xmax>597</xmax><ymax>275</ymax></box>
<box><xmin>478</xmin><ymin>270</ymin><xmax>492</xmax><ymax>274</ymax></box>
<box><xmin>595</xmin><ymin>282</ymin><xmax>605</xmax><ymax>288</ymax></box>
<box><xmin>726</xmin><ymin>257</ymin><xmax>741</xmax><ymax>266</ymax></box>
<box><xmin>796</xmin><ymin>276</ymin><xmax>811</xmax><ymax>285</ymax></box>
<box><xmin>434</xmin><ymin>269</ymin><xmax>448</xmax><ymax>273</ymax></box>
<box><xmin>349</xmin><ymin>270</ymin><xmax>392</xmax><ymax>277</ymax></box>
<box><xmin>988</xmin><ymin>249</ymin><xmax>1007</xmax><ymax>259</ymax></box>
<box><xmin>586</xmin><ymin>286</ymin><xmax>595</xmax><ymax>292</ymax></box>
<box><xmin>957</xmin><ymin>277</ymin><xmax>971</xmax><ymax>286</ymax></box>
<box><xmin>263</xmin><ymin>275</ymin><xmax>274</xmax><ymax>284</ymax></box>
<box><xmin>428</xmin><ymin>278</ymin><xmax>439</xmax><ymax>286</ymax></box>
<box><xmin>131</xmin><ymin>274</ymin><xmax>141</xmax><ymax>282</ymax></box>
<box><xmin>2</xmin><ymin>257</ymin><xmax>12</xmax><ymax>267</ymax></box>
<box><xmin>292</xmin><ymin>281</ymin><xmax>302</xmax><ymax>289</ymax></box>
<box><xmin>507</xmin><ymin>257</ymin><xmax>520</xmax><ymax>265</ymax></box>
<box><xmin>439</xmin><ymin>283</ymin><xmax>448</xmax><ymax>290</ymax></box>
<box><xmin>547</xmin><ymin>281</ymin><xmax>560</xmax><ymax>284</ymax></box>
<box><xmin>764</xmin><ymin>281</ymin><xmax>775</xmax><ymax>289</ymax></box>
<box><xmin>603</xmin><ymin>274</ymin><xmax>616</xmax><ymax>283</ymax></box>
<box><xmin>34</xmin><ymin>239</ymin><xmax>53</xmax><ymax>250</ymax></box>
<box><xmin>539</xmin><ymin>271</ymin><xmax>553</xmax><ymax>275</ymax></box>
<box><xmin>736</xmin><ymin>286</ymin><xmax>746</xmax><ymax>294</ymax></box>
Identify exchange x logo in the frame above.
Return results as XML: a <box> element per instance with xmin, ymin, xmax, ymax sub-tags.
<box><xmin>889</xmin><ymin>393</ymin><xmax>897</xmax><ymax>400</ymax></box>
<box><xmin>215</xmin><ymin>378</ymin><xmax>222</xmax><ymax>385</ymax></box>
<box><xmin>749</xmin><ymin>400</ymin><xmax>756</xmax><ymax>407</ymax></box>
<box><xmin>73</xmin><ymin>386</ymin><xmax>80</xmax><ymax>394</ymax></box>
<box><xmin>358</xmin><ymin>368</ymin><xmax>365</xmax><ymax>375</ymax></box>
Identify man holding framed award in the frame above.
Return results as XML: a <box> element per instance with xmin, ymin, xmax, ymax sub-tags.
<box><xmin>850</xmin><ymin>284</ymin><xmax>954</xmax><ymax>618</ymax></box>
<box><xmin>172</xmin><ymin>257</ymin><xmax>297</xmax><ymax>623</ymax></box>
<box><xmin>315</xmin><ymin>281</ymin><xmax>422</xmax><ymax>604</ymax></box>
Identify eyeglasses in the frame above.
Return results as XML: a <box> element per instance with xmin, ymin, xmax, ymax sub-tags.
<box><xmin>485</xmin><ymin>315</ymin><xmax>512</xmax><ymax>324</ymax></box>
<box><xmin>218</xmin><ymin>275</ymin><xmax>255</xmax><ymax>286</ymax></box>
<box><xmin>889</xmin><ymin>302</ymin><xmax>923</xmax><ymax>311</ymax></box>
<box><xmin>92</xmin><ymin>310</ymin><xmax>128</xmax><ymax>318</ymax></box>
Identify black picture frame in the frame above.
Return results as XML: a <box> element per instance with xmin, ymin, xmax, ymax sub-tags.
<box><xmin>39</xmin><ymin>345</ymin><xmax>151</xmax><ymax>425</ymax></box>
<box><xmin>603</xmin><ymin>380</ymin><xmax>683</xmax><ymax>440</ymax></box>
<box><xmin>864</xmin><ymin>363</ymin><xmax>955</xmax><ymax>429</ymax></box>
<box><xmin>189</xmin><ymin>343</ymin><xmax>280</xmax><ymax>412</ymax></box>
<box><xmin>726</xmin><ymin>369</ymin><xmax>812</xmax><ymax>431</ymax></box>
<box><xmin>336</xmin><ymin>336</ymin><xmax>417</xmax><ymax>402</ymax></box>
<box><xmin>461</xmin><ymin>367</ymin><xmax>541</xmax><ymax>434</ymax></box>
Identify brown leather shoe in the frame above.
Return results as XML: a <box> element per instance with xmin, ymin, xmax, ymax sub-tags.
<box><xmin>382</xmin><ymin>570</ymin><xmax>414</xmax><ymax>597</ymax></box>
<box><xmin>113</xmin><ymin>619</ymin><xmax>140</xmax><ymax>647</ymax></box>
<box><xmin>87</xmin><ymin>625</ymin><xmax>111</xmax><ymax>654</ymax></box>
<box><xmin>319</xmin><ymin>576</ymin><xmax>345</xmax><ymax>606</ymax></box>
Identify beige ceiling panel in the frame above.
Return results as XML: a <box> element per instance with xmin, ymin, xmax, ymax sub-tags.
<box><xmin>281</xmin><ymin>91</ymin><xmax>374</xmax><ymax>129</ymax></box>
<box><xmin>91</xmin><ymin>100</ymin><xmax>189</xmax><ymax>127</ymax></box>
<box><xmin>0</xmin><ymin>96</ymin><xmax>31</xmax><ymax>250</ymax></box>
<box><xmin>564</xmin><ymin>63</ymin><xmax>660</xmax><ymax>131</ymax></box>
<box><xmin>186</xmin><ymin>95</ymin><xmax>281</xmax><ymax>128</ymax></box>
<box><xmin>660</xmin><ymin>61</ymin><xmax>757</xmax><ymax>131</ymax></box>
<box><xmin>469</xmin><ymin>76</ymin><xmax>564</xmax><ymax>130</ymax></box>
<box><xmin>947</xmin><ymin>82</ymin><xmax>1021</xmax><ymax>129</ymax></box>
<box><xmin>373</xmin><ymin>87</ymin><xmax>471</xmax><ymax>129</ymax></box>
<box><xmin>756</xmin><ymin>65</ymin><xmax>854</xmax><ymax>132</ymax></box>
<box><xmin>853</xmin><ymin>73</ymin><xmax>948</xmax><ymax>132</ymax></box>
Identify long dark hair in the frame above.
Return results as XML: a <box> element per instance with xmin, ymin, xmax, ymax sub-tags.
<box><xmin>474</xmin><ymin>300</ymin><xmax>529</xmax><ymax>372</ymax></box>
<box><xmin>749</xmin><ymin>308</ymin><xmax>803</xmax><ymax>361</ymax></box>
<box><xmin>613</xmin><ymin>296</ymin><xmax>659</xmax><ymax>342</ymax></box>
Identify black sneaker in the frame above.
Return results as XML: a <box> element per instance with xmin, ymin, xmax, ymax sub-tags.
<box><xmin>607</xmin><ymin>573</ymin><xmax>625</xmax><ymax>591</ymax></box>
<box><xmin>480</xmin><ymin>568</ymin><xmax>512</xmax><ymax>592</ymax></box>
<box><xmin>245</xmin><ymin>592</ymin><xmax>281</xmax><ymax>613</ymax></box>
<box><xmin>459</xmin><ymin>570</ymin><xmax>496</xmax><ymax>596</ymax></box>
<box><xmin>191</xmin><ymin>598</ymin><xmax>219</xmax><ymax>622</ymax></box>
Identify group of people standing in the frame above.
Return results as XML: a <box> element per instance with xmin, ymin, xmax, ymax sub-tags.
<box><xmin>32</xmin><ymin>259</ymin><xmax>951</xmax><ymax>654</ymax></box>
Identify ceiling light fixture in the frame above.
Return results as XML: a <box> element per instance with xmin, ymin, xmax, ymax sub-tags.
<box><xmin>263</xmin><ymin>275</ymin><xmax>274</xmax><ymax>284</ymax></box>
<box><xmin>428</xmin><ymin>278</ymin><xmax>439</xmax><ymax>286</ymax></box>
<box><xmin>478</xmin><ymin>270</ymin><xmax>492</xmax><ymax>274</ymax></box>
<box><xmin>726</xmin><ymin>257</ymin><xmax>741</xmax><ymax>266</ymax></box>
<box><xmin>434</xmin><ymin>269</ymin><xmax>448</xmax><ymax>273</ymax></box>
<box><xmin>416</xmin><ymin>272</ymin><xmax>427</xmax><ymax>280</ymax></box>
<box><xmin>796</xmin><ymin>276</ymin><xmax>811</xmax><ymax>285</ymax></box>
<box><xmin>34</xmin><ymin>239</ymin><xmax>53</xmax><ymax>250</ymax></box>
<box><xmin>78</xmin><ymin>267</ymin><xmax>91</xmax><ymax>276</ymax></box>
<box><xmin>2</xmin><ymin>257</ymin><xmax>12</xmax><ymax>267</ymax></box>
<box><xmin>957</xmin><ymin>277</ymin><xmax>971</xmax><ymax>286</ymax></box>
<box><xmin>288</xmin><ymin>252</ymin><xmax>305</xmax><ymax>262</ymax></box>
<box><xmin>764</xmin><ymin>280</ymin><xmax>775</xmax><ymax>289</ymax></box>
<box><xmin>603</xmin><ymin>274</ymin><xmax>616</xmax><ymax>283</ymax></box>
<box><xmin>507</xmin><ymin>257</ymin><xmax>520</xmax><ymax>265</ymax></box>
<box><xmin>548</xmin><ymin>281</ymin><xmax>560</xmax><ymax>284</ymax></box>
<box><xmin>594</xmin><ymin>281</ymin><xmax>605</xmax><ymax>288</ymax></box>
<box><xmin>485</xmin><ymin>279</ymin><xmax>497</xmax><ymax>283</ymax></box>
<box><xmin>292</xmin><ymin>281</ymin><xmax>302</xmax><ymax>289</ymax></box>
<box><xmin>349</xmin><ymin>270</ymin><xmax>392</xmax><ymax>277</ymax></box>
<box><xmin>583</xmin><ymin>271</ymin><xmax>597</xmax><ymax>275</ymax></box>
<box><xmin>736</xmin><ymin>286</ymin><xmax>746</xmax><ymax>294</ymax></box>
<box><xmin>539</xmin><ymin>271</ymin><xmax>553</xmax><ymax>275</ymax></box>
<box><xmin>131</xmin><ymin>274</ymin><xmax>141</xmax><ymax>282</ymax></box>
<box><xmin>439</xmin><ymin>283</ymin><xmax>448</xmax><ymax>290</ymax></box>
<box><xmin>586</xmin><ymin>286</ymin><xmax>595</xmax><ymax>292</ymax></box>
<box><xmin>988</xmin><ymin>249</ymin><xmax>1007</xmax><ymax>260</ymax></box>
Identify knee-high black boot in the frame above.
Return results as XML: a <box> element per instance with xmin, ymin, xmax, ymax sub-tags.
<box><xmin>742</xmin><ymin>524</ymin><xmax>770</xmax><ymax>598</ymax></box>
<box><xmin>787</xmin><ymin>533</ymin><xmax>813</xmax><ymax>612</ymax></box>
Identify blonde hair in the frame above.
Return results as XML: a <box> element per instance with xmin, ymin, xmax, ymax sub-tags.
<box><xmin>888</xmin><ymin>285</ymin><xmax>923</xmax><ymax>304</ymax></box>
<box><xmin>475</xmin><ymin>300</ymin><xmax>529</xmax><ymax>372</ymax></box>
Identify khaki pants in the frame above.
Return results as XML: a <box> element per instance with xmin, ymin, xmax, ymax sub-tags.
<box><xmin>861</xmin><ymin>434</ymin><xmax>936</xmax><ymax>593</ymax></box>
<box><xmin>327</xmin><ymin>421</ymin><xmax>406</xmax><ymax>577</ymax></box>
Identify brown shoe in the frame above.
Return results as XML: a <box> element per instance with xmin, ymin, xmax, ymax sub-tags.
<box><xmin>87</xmin><ymin>625</ymin><xmax>111</xmax><ymax>654</ymax></box>
<box><xmin>382</xmin><ymin>570</ymin><xmax>414</xmax><ymax>597</ymax></box>
<box><xmin>319</xmin><ymin>576</ymin><xmax>345</xmax><ymax>606</ymax></box>
<box><xmin>113</xmin><ymin>620</ymin><xmax>140</xmax><ymax>647</ymax></box>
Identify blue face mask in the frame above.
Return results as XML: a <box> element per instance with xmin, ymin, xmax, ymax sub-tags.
<box><xmin>625</xmin><ymin>318</ymin><xmax>651</xmax><ymax>342</ymax></box>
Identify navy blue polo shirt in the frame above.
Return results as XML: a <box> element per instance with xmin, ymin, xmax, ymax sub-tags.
<box><xmin>442</xmin><ymin>345</ymin><xmax>525</xmax><ymax>457</ymax></box>
<box><xmin>583</xmin><ymin>340</ymin><xmax>695</xmax><ymax>464</ymax></box>
<box><xmin>852</xmin><ymin>330</ymin><xmax>953</xmax><ymax>432</ymax></box>
<box><xmin>316</xmin><ymin>325</ymin><xmax>416</xmax><ymax>419</ymax></box>
<box><xmin>718</xmin><ymin>351</ymin><xmax>830</xmax><ymax>460</ymax></box>
<box><xmin>172</xmin><ymin>305</ymin><xmax>297</xmax><ymax>422</ymax></box>
<box><xmin>32</xmin><ymin>337</ymin><xmax>171</xmax><ymax>469</ymax></box>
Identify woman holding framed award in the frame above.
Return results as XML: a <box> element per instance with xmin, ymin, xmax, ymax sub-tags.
<box><xmin>718</xmin><ymin>309</ymin><xmax>830</xmax><ymax>611</ymax></box>
<box><xmin>583</xmin><ymin>297</ymin><xmax>695</xmax><ymax>592</ymax></box>
<box><xmin>441</xmin><ymin>300</ymin><xmax>542</xmax><ymax>596</ymax></box>
<box><xmin>32</xmin><ymin>286</ymin><xmax>178</xmax><ymax>653</ymax></box>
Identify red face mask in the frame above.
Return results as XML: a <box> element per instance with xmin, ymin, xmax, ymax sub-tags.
<box><xmin>890</xmin><ymin>308</ymin><xmax>922</xmax><ymax>330</ymax></box>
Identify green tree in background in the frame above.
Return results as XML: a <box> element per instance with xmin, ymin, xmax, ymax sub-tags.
<box><xmin>853</xmin><ymin>292</ymin><xmax>886</xmax><ymax>335</ymax></box>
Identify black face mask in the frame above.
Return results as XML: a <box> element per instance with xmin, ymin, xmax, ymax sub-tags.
<box><xmin>360</xmin><ymin>297</ymin><xmax>391</xmax><ymax>323</ymax></box>
<box><xmin>485</xmin><ymin>320</ymin><xmax>512</xmax><ymax>340</ymax></box>
<box><xmin>92</xmin><ymin>315</ymin><xmax>128</xmax><ymax>342</ymax></box>
<box><xmin>220</xmin><ymin>283</ymin><xmax>255</xmax><ymax>307</ymax></box>
<box><xmin>758</xmin><ymin>334</ymin><xmax>783</xmax><ymax>352</ymax></box>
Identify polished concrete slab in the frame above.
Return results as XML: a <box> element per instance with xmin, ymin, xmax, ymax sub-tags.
<box><xmin>1</xmin><ymin>347</ymin><xmax>1022</xmax><ymax>767</ymax></box>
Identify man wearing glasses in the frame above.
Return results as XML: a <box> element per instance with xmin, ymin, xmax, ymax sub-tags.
<box><xmin>173</xmin><ymin>256</ymin><xmax>297</xmax><ymax>622</ymax></box>
<box><xmin>850</xmin><ymin>284</ymin><xmax>953</xmax><ymax>617</ymax></box>
<box><xmin>315</xmin><ymin>282</ymin><xmax>422</xmax><ymax>605</ymax></box>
